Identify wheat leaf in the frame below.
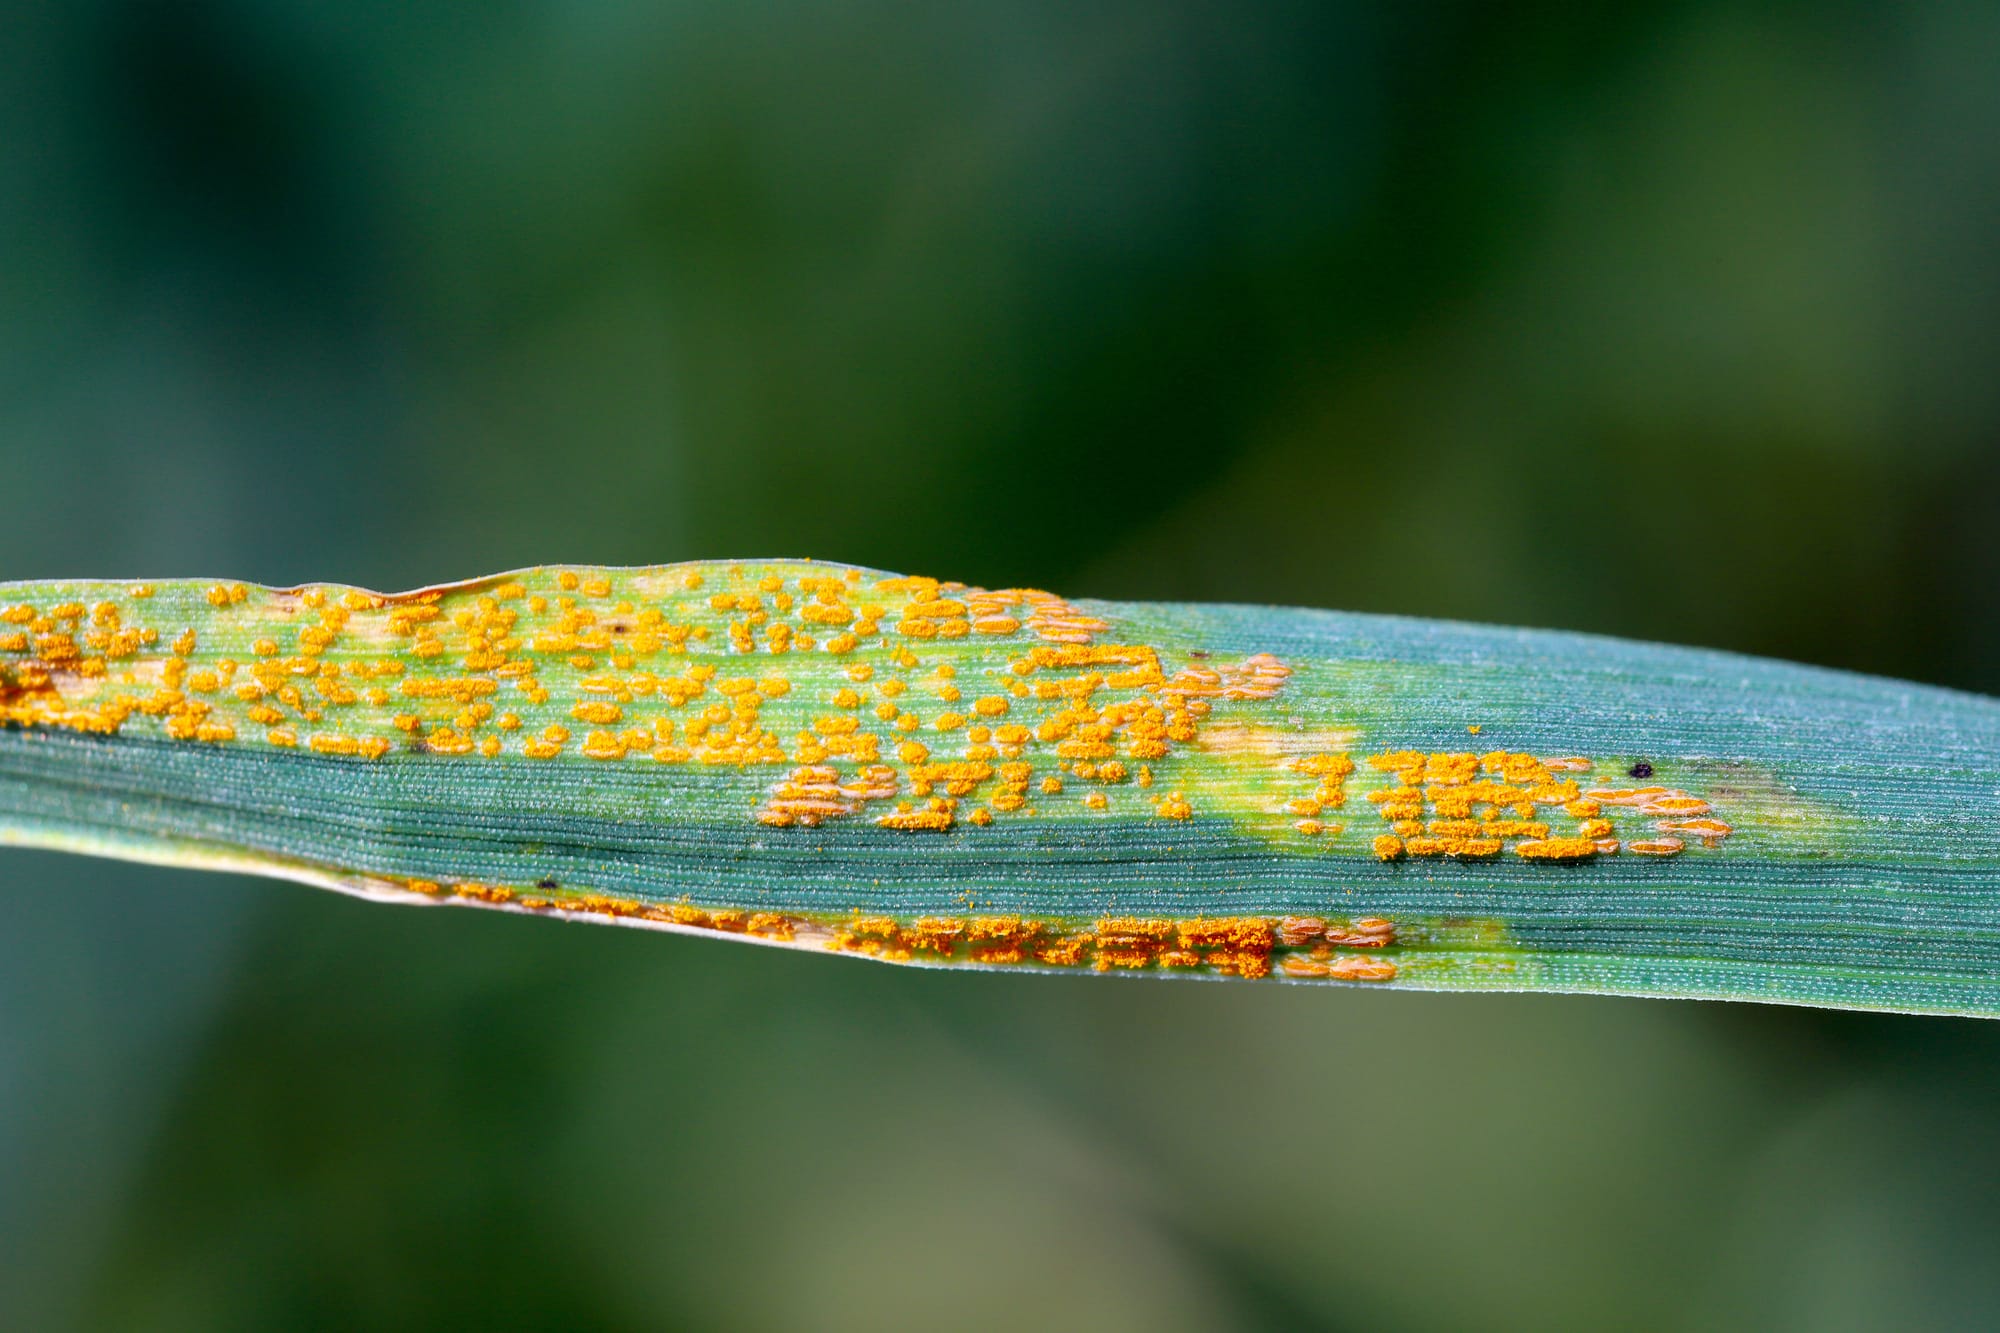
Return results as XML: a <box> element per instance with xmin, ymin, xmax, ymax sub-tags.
<box><xmin>2</xmin><ymin>560</ymin><xmax>1995</xmax><ymax>1015</ymax></box>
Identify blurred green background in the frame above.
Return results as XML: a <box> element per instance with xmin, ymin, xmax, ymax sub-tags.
<box><xmin>6</xmin><ymin>1</ymin><xmax>2000</xmax><ymax>1328</ymax></box>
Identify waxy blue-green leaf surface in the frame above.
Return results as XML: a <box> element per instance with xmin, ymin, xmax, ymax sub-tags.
<box><xmin>2</xmin><ymin>560</ymin><xmax>1997</xmax><ymax>1016</ymax></box>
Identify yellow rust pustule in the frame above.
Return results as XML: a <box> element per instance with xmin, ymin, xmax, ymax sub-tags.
<box><xmin>385</xmin><ymin>878</ymin><xmax>1405</xmax><ymax>984</ymax></box>
<box><xmin>1364</xmin><ymin>751</ymin><xmax>1732</xmax><ymax>864</ymax></box>
<box><xmin>822</xmin><ymin>910</ymin><xmax>1400</xmax><ymax>982</ymax></box>
<box><xmin>0</xmin><ymin>563</ymin><xmax>1735</xmax><ymax>867</ymax></box>
<box><xmin>0</xmin><ymin>570</ymin><xmax>1175</xmax><ymax>791</ymax></box>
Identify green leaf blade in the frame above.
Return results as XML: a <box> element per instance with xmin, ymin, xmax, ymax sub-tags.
<box><xmin>4</xmin><ymin>561</ymin><xmax>1998</xmax><ymax>1015</ymax></box>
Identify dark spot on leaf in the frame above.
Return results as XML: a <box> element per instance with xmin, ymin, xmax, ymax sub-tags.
<box><xmin>1628</xmin><ymin>761</ymin><xmax>1653</xmax><ymax>779</ymax></box>
<box><xmin>536</xmin><ymin>876</ymin><xmax>558</xmax><ymax>890</ymax></box>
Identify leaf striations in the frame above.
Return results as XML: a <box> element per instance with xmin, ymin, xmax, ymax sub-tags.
<box><xmin>3</xmin><ymin>560</ymin><xmax>1998</xmax><ymax>1016</ymax></box>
